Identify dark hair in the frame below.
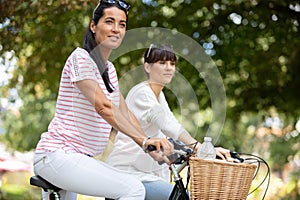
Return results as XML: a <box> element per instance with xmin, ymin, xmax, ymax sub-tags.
<box><xmin>143</xmin><ymin>45</ymin><xmax>177</xmax><ymax>79</ymax></box>
<box><xmin>82</xmin><ymin>1</ymin><xmax>129</xmax><ymax>93</ymax></box>
<box><xmin>144</xmin><ymin>44</ymin><xmax>177</xmax><ymax>64</ymax></box>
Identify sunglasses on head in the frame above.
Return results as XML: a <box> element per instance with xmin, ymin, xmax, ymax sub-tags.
<box><xmin>146</xmin><ymin>44</ymin><xmax>155</xmax><ymax>58</ymax></box>
<box><xmin>146</xmin><ymin>44</ymin><xmax>174</xmax><ymax>58</ymax></box>
<box><xmin>93</xmin><ymin>0</ymin><xmax>130</xmax><ymax>16</ymax></box>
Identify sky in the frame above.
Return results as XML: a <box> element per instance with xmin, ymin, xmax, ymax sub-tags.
<box><xmin>0</xmin><ymin>49</ymin><xmax>22</xmax><ymax>110</ymax></box>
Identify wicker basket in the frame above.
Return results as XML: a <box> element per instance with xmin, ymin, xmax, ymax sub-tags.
<box><xmin>189</xmin><ymin>157</ymin><xmax>257</xmax><ymax>200</ymax></box>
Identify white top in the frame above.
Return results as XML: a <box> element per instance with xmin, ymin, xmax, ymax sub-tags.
<box><xmin>35</xmin><ymin>47</ymin><xmax>120</xmax><ymax>157</ymax></box>
<box><xmin>107</xmin><ymin>81</ymin><xmax>185</xmax><ymax>182</ymax></box>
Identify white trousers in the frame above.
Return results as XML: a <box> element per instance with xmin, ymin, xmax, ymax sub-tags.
<box><xmin>33</xmin><ymin>149</ymin><xmax>145</xmax><ymax>200</ymax></box>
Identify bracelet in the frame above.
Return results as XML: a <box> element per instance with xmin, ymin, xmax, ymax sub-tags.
<box><xmin>142</xmin><ymin>137</ymin><xmax>151</xmax><ymax>153</ymax></box>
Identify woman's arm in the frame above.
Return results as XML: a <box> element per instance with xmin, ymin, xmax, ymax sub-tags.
<box><xmin>76</xmin><ymin>79</ymin><xmax>171</xmax><ymax>152</ymax></box>
<box><xmin>178</xmin><ymin>131</ymin><xmax>198</xmax><ymax>146</ymax></box>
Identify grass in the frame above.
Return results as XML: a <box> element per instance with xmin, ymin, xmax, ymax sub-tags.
<box><xmin>0</xmin><ymin>184</ymin><xmax>105</xmax><ymax>200</ymax></box>
<box><xmin>0</xmin><ymin>184</ymin><xmax>41</xmax><ymax>200</ymax></box>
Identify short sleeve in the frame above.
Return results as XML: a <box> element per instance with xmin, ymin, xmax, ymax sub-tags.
<box><xmin>68</xmin><ymin>48</ymin><xmax>99</xmax><ymax>83</ymax></box>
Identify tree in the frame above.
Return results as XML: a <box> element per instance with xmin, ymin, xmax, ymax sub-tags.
<box><xmin>0</xmin><ymin>0</ymin><xmax>299</xmax><ymax>151</ymax></box>
<box><xmin>1</xmin><ymin>0</ymin><xmax>94</xmax><ymax>150</ymax></box>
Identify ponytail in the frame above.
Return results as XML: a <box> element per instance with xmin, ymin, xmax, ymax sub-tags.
<box><xmin>83</xmin><ymin>26</ymin><xmax>115</xmax><ymax>93</ymax></box>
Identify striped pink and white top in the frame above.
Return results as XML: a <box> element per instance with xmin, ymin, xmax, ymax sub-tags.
<box><xmin>35</xmin><ymin>47</ymin><xmax>120</xmax><ymax>156</ymax></box>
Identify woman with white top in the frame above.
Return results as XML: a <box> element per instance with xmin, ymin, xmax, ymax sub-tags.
<box><xmin>107</xmin><ymin>44</ymin><xmax>231</xmax><ymax>199</ymax></box>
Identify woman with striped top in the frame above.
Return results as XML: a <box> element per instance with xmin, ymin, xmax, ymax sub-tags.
<box><xmin>32</xmin><ymin>1</ymin><xmax>173</xmax><ymax>200</ymax></box>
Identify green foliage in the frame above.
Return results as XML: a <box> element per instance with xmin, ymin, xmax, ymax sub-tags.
<box><xmin>0</xmin><ymin>0</ymin><xmax>93</xmax><ymax>150</ymax></box>
<box><xmin>1</xmin><ymin>89</ymin><xmax>55</xmax><ymax>151</ymax></box>
<box><xmin>1</xmin><ymin>0</ymin><xmax>299</xmax><ymax>151</ymax></box>
<box><xmin>269</xmin><ymin>132</ymin><xmax>300</xmax><ymax>171</ymax></box>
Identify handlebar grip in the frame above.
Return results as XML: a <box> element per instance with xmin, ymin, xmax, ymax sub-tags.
<box><xmin>230</xmin><ymin>151</ymin><xmax>244</xmax><ymax>163</ymax></box>
<box><xmin>185</xmin><ymin>148</ymin><xmax>193</xmax><ymax>155</ymax></box>
<box><xmin>147</xmin><ymin>145</ymin><xmax>157</xmax><ymax>152</ymax></box>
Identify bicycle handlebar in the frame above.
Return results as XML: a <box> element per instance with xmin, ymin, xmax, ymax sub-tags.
<box><xmin>147</xmin><ymin>138</ymin><xmax>193</xmax><ymax>165</ymax></box>
<box><xmin>147</xmin><ymin>138</ymin><xmax>193</xmax><ymax>153</ymax></box>
<box><xmin>148</xmin><ymin>138</ymin><xmax>245</xmax><ymax>164</ymax></box>
<box><xmin>229</xmin><ymin>151</ymin><xmax>244</xmax><ymax>163</ymax></box>
<box><xmin>146</xmin><ymin>144</ymin><xmax>157</xmax><ymax>152</ymax></box>
<box><xmin>147</xmin><ymin>145</ymin><xmax>192</xmax><ymax>155</ymax></box>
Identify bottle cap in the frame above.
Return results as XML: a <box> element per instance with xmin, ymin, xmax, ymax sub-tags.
<box><xmin>204</xmin><ymin>137</ymin><xmax>212</xmax><ymax>142</ymax></box>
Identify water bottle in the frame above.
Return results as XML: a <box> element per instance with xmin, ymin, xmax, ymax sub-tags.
<box><xmin>196</xmin><ymin>137</ymin><xmax>216</xmax><ymax>160</ymax></box>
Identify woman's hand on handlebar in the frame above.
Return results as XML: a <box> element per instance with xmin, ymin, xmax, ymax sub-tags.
<box><xmin>215</xmin><ymin>147</ymin><xmax>231</xmax><ymax>160</ymax></box>
<box><xmin>148</xmin><ymin>151</ymin><xmax>171</xmax><ymax>164</ymax></box>
<box><xmin>145</xmin><ymin>138</ymin><xmax>174</xmax><ymax>156</ymax></box>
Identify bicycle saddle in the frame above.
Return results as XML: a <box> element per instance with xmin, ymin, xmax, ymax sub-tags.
<box><xmin>30</xmin><ymin>175</ymin><xmax>62</xmax><ymax>192</ymax></box>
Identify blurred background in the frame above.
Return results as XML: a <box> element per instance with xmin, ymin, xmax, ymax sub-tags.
<box><xmin>0</xmin><ymin>0</ymin><xmax>299</xmax><ymax>199</ymax></box>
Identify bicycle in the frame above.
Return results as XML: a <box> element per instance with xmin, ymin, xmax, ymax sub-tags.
<box><xmin>30</xmin><ymin>139</ymin><xmax>270</xmax><ymax>200</ymax></box>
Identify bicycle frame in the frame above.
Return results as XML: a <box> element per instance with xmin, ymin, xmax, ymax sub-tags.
<box><xmin>169</xmin><ymin>161</ymin><xmax>190</xmax><ymax>200</ymax></box>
